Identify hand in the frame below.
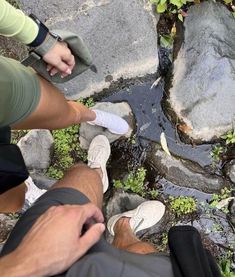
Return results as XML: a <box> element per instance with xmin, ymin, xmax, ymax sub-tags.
<box><xmin>43</xmin><ymin>40</ymin><xmax>75</xmax><ymax>78</ymax></box>
<box><xmin>0</xmin><ymin>204</ymin><xmax>105</xmax><ymax>277</ymax></box>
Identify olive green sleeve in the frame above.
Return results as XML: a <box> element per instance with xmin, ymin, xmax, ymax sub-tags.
<box><xmin>0</xmin><ymin>0</ymin><xmax>39</xmax><ymax>44</ymax></box>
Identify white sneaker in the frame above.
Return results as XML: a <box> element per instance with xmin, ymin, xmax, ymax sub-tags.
<box><xmin>22</xmin><ymin>177</ymin><xmax>46</xmax><ymax>212</ymax></box>
<box><xmin>87</xmin><ymin>135</ymin><xmax>111</xmax><ymax>193</ymax></box>
<box><xmin>88</xmin><ymin>109</ymin><xmax>129</xmax><ymax>135</ymax></box>
<box><xmin>107</xmin><ymin>201</ymin><xmax>165</xmax><ymax>236</ymax></box>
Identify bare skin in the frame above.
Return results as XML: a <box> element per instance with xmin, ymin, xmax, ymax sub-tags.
<box><xmin>12</xmin><ymin>76</ymin><xmax>96</xmax><ymax>130</ymax></box>
<box><xmin>0</xmin><ymin>183</ymin><xmax>26</xmax><ymax>213</ymax></box>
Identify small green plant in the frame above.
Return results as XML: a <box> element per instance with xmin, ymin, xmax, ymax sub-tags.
<box><xmin>210</xmin><ymin>145</ymin><xmax>224</xmax><ymax>162</ymax></box>
<box><xmin>149</xmin><ymin>189</ymin><xmax>159</xmax><ymax>199</ymax></box>
<box><xmin>46</xmin><ymin>98</ymin><xmax>95</xmax><ymax>179</ymax></box>
<box><xmin>169</xmin><ymin>196</ymin><xmax>197</xmax><ymax>217</ymax></box>
<box><xmin>210</xmin><ymin>187</ymin><xmax>232</xmax><ymax>212</ymax></box>
<box><xmin>77</xmin><ymin>97</ymin><xmax>95</xmax><ymax>108</ymax></box>
<box><xmin>221</xmin><ymin>130</ymin><xmax>235</xmax><ymax>145</ymax></box>
<box><xmin>11</xmin><ymin>130</ymin><xmax>28</xmax><ymax>144</ymax></box>
<box><xmin>113</xmin><ymin>167</ymin><xmax>147</xmax><ymax>196</ymax></box>
<box><xmin>46</xmin><ymin>124</ymin><xmax>87</xmax><ymax>179</ymax></box>
<box><xmin>128</xmin><ymin>135</ymin><xmax>137</xmax><ymax>145</ymax></box>
<box><xmin>219</xmin><ymin>253</ymin><xmax>235</xmax><ymax>277</ymax></box>
<box><xmin>150</xmin><ymin>0</ymin><xmax>191</xmax><ymax>21</ymax></box>
<box><xmin>160</xmin><ymin>34</ymin><xmax>175</xmax><ymax>48</ymax></box>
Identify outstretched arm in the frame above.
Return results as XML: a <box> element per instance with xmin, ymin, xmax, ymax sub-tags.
<box><xmin>0</xmin><ymin>204</ymin><xmax>105</xmax><ymax>277</ymax></box>
<box><xmin>0</xmin><ymin>0</ymin><xmax>75</xmax><ymax>77</ymax></box>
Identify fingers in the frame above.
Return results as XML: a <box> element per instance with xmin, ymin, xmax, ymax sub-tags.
<box><xmin>43</xmin><ymin>41</ymin><xmax>76</xmax><ymax>78</ymax></box>
<box><xmin>77</xmin><ymin>223</ymin><xmax>105</xmax><ymax>257</ymax></box>
<box><xmin>80</xmin><ymin>203</ymin><xmax>104</xmax><ymax>224</ymax></box>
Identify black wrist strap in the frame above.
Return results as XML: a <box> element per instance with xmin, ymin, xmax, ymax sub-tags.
<box><xmin>27</xmin><ymin>14</ymin><xmax>49</xmax><ymax>47</ymax></box>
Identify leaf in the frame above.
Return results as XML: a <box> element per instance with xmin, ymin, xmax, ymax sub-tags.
<box><xmin>194</xmin><ymin>0</ymin><xmax>200</xmax><ymax>3</ymax></box>
<box><xmin>224</xmin><ymin>0</ymin><xmax>232</xmax><ymax>4</ymax></box>
<box><xmin>178</xmin><ymin>13</ymin><xmax>184</xmax><ymax>21</ymax></box>
<box><xmin>233</xmin><ymin>12</ymin><xmax>235</xmax><ymax>18</ymax></box>
<box><xmin>150</xmin><ymin>77</ymin><xmax>161</xmax><ymax>89</ymax></box>
<box><xmin>160</xmin><ymin>0</ymin><xmax>167</xmax><ymax>4</ymax></box>
<box><xmin>171</xmin><ymin>24</ymin><xmax>177</xmax><ymax>35</ymax></box>
<box><xmin>216</xmin><ymin>197</ymin><xmax>235</xmax><ymax>209</ymax></box>
<box><xmin>157</xmin><ymin>2</ymin><xmax>167</xmax><ymax>13</ymax></box>
<box><xmin>170</xmin><ymin>0</ymin><xmax>183</xmax><ymax>8</ymax></box>
<box><xmin>160</xmin><ymin>34</ymin><xmax>174</xmax><ymax>48</ymax></box>
<box><xmin>160</xmin><ymin>132</ymin><xmax>171</xmax><ymax>156</ymax></box>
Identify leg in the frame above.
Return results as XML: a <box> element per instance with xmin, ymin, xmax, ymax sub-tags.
<box><xmin>12</xmin><ymin>76</ymin><xmax>96</xmax><ymax>130</ymax></box>
<box><xmin>51</xmin><ymin>163</ymin><xmax>103</xmax><ymax>209</ymax></box>
<box><xmin>0</xmin><ymin>183</ymin><xmax>26</xmax><ymax>213</ymax></box>
<box><xmin>112</xmin><ymin>218</ymin><xmax>156</xmax><ymax>255</ymax></box>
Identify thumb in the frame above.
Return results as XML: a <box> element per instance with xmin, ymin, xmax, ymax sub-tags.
<box><xmin>77</xmin><ymin>223</ymin><xmax>105</xmax><ymax>257</ymax></box>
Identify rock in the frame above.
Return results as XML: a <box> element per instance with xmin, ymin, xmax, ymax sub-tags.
<box><xmin>30</xmin><ymin>171</ymin><xmax>57</xmax><ymax>190</ymax></box>
<box><xmin>148</xmin><ymin>145</ymin><xmax>224</xmax><ymax>193</ymax></box>
<box><xmin>169</xmin><ymin>2</ymin><xmax>235</xmax><ymax>141</ymax></box>
<box><xmin>192</xmin><ymin>209</ymin><xmax>234</xmax><ymax>249</ymax></box>
<box><xmin>0</xmin><ymin>214</ymin><xmax>18</xmax><ymax>253</ymax></box>
<box><xmin>79</xmin><ymin>102</ymin><xmax>134</xmax><ymax>149</ymax></box>
<box><xmin>225</xmin><ymin>160</ymin><xmax>235</xmax><ymax>184</ymax></box>
<box><xmin>106</xmin><ymin>191</ymin><xmax>146</xmax><ymax>220</ymax></box>
<box><xmin>17</xmin><ymin>130</ymin><xmax>54</xmax><ymax>171</ymax></box>
<box><xmin>228</xmin><ymin>199</ymin><xmax>235</xmax><ymax>227</ymax></box>
<box><xmin>19</xmin><ymin>0</ymin><xmax>159</xmax><ymax>99</ymax></box>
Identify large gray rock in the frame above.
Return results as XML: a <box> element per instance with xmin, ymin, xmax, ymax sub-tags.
<box><xmin>79</xmin><ymin>102</ymin><xmax>134</xmax><ymax>149</ymax></box>
<box><xmin>169</xmin><ymin>2</ymin><xmax>235</xmax><ymax>141</ymax></box>
<box><xmin>19</xmin><ymin>0</ymin><xmax>159</xmax><ymax>99</ymax></box>
<box><xmin>30</xmin><ymin>171</ymin><xmax>57</xmax><ymax>190</ymax></box>
<box><xmin>17</xmin><ymin>130</ymin><xmax>54</xmax><ymax>171</ymax></box>
<box><xmin>148</xmin><ymin>146</ymin><xmax>224</xmax><ymax>193</ymax></box>
<box><xmin>225</xmin><ymin>160</ymin><xmax>235</xmax><ymax>184</ymax></box>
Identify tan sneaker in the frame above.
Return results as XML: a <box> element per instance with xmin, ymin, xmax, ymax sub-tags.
<box><xmin>87</xmin><ymin>135</ymin><xmax>111</xmax><ymax>193</ymax></box>
<box><xmin>107</xmin><ymin>201</ymin><xmax>165</xmax><ymax>236</ymax></box>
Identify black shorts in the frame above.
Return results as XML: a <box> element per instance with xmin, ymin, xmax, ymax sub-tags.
<box><xmin>1</xmin><ymin>188</ymin><xmax>174</xmax><ymax>277</ymax></box>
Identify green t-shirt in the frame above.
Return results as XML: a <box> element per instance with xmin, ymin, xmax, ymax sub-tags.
<box><xmin>0</xmin><ymin>0</ymin><xmax>38</xmax><ymax>44</ymax></box>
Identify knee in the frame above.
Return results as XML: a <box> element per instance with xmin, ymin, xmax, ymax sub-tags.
<box><xmin>67</xmin><ymin>163</ymin><xmax>100</xmax><ymax>180</ymax></box>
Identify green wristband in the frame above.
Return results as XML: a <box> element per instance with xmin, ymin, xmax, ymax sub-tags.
<box><xmin>34</xmin><ymin>33</ymin><xmax>59</xmax><ymax>57</ymax></box>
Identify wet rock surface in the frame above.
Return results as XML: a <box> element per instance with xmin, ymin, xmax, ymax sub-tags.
<box><xmin>19</xmin><ymin>0</ymin><xmax>159</xmax><ymax>99</ymax></box>
<box><xmin>17</xmin><ymin>130</ymin><xmax>54</xmax><ymax>171</ymax></box>
<box><xmin>104</xmin><ymin>82</ymin><xmax>214</xmax><ymax>168</ymax></box>
<box><xmin>179</xmin><ymin>207</ymin><xmax>235</xmax><ymax>251</ymax></box>
<box><xmin>148</xmin><ymin>146</ymin><xmax>225</xmax><ymax>193</ymax></box>
<box><xmin>225</xmin><ymin>160</ymin><xmax>235</xmax><ymax>184</ymax></box>
<box><xmin>169</xmin><ymin>1</ymin><xmax>235</xmax><ymax>141</ymax></box>
<box><xmin>79</xmin><ymin>102</ymin><xmax>134</xmax><ymax>149</ymax></box>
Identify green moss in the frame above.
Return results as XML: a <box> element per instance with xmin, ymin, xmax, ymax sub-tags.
<box><xmin>114</xmin><ymin>167</ymin><xmax>147</xmax><ymax>196</ymax></box>
<box><xmin>219</xmin><ymin>252</ymin><xmax>235</xmax><ymax>277</ymax></box>
<box><xmin>46</xmin><ymin>98</ymin><xmax>95</xmax><ymax>179</ymax></box>
<box><xmin>46</xmin><ymin>125</ymin><xmax>87</xmax><ymax>179</ymax></box>
<box><xmin>169</xmin><ymin>196</ymin><xmax>197</xmax><ymax>217</ymax></box>
<box><xmin>210</xmin><ymin>187</ymin><xmax>233</xmax><ymax>213</ymax></box>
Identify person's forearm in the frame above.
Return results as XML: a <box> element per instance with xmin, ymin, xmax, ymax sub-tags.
<box><xmin>0</xmin><ymin>0</ymin><xmax>38</xmax><ymax>44</ymax></box>
<box><xmin>0</xmin><ymin>250</ymin><xmax>43</xmax><ymax>277</ymax></box>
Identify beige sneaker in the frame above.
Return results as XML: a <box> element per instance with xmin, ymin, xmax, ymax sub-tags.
<box><xmin>87</xmin><ymin>135</ymin><xmax>111</xmax><ymax>193</ymax></box>
<box><xmin>107</xmin><ymin>201</ymin><xmax>165</xmax><ymax>236</ymax></box>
